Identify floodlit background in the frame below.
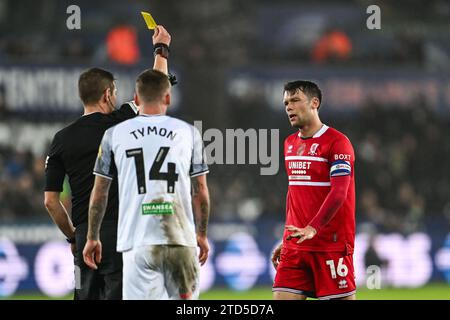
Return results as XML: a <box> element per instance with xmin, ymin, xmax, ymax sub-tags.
<box><xmin>0</xmin><ymin>0</ymin><xmax>450</xmax><ymax>299</ymax></box>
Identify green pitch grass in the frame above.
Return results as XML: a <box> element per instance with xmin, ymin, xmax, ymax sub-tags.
<box><xmin>201</xmin><ymin>284</ymin><xmax>450</xmax><ymax>300</ymax></box>
<box><xmin>3</xmin><ymin>284</ymin><xmax>450</xmax><ymax>300</ymax></box>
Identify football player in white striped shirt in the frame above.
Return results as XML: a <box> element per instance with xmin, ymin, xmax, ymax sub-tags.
<box><xmin>83</xmin><ymin>69</ymin><xmax>210</xmax><ymax>300</ymax></box>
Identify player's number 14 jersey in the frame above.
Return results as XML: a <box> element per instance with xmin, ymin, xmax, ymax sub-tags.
<box><xmin>94</xmin><ymin>115</ymin><xmax>208</xmax><ymax>252</ymax></box>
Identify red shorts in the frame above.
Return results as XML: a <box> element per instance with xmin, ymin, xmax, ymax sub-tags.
<box><xmin>273</xmin><ymin>247</ymin><xmax>356</xmax><ymax>299</ymax></box>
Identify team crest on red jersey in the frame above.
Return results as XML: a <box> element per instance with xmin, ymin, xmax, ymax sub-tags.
<box><xmin>296</xmin><ymin>143</ymin><xmax>306</xmax><ymax>155</ymax></box>
<box><xmin>308</xmin><ymin>143</ymin><xmax>320</xmax><ymax>156</ymax></box>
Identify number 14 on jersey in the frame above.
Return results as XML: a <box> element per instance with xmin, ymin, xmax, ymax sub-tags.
<box><xmin>126</xmin><ymin>147</ymin><xmax>179</xmax><ymax>194</ymax></box>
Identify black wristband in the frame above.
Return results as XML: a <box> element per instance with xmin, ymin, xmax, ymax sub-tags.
<box><xmin>66</xmin><ymin>237</ymin><xmax>76</xmax><ymax>244</ymax></box>
<box><xmin>154</xmin><ymin>43</ymin><xmax>169</xmax><ymax>59</ymax></box>
<box><xmin>168</xmin><ymin>73</ymin><xmax>178</xmax><ymax>86</ymax></box>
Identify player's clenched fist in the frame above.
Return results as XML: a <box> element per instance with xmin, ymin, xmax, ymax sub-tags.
<box><xmin>153</xmin><ymin>25</ymin><xmax>171</xmax><ymax>46</ymax></box>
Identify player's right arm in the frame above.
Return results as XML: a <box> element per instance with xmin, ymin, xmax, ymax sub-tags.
<box><xmin>83</xmin><ymin>175</ymin><xmax>112</xmax><ymax>270</ymax></box>
<box><xmin>271</xmin><ymin>242</ymin><xmax>283</xmax><ymax>269</ymax></box>
<box><xmin>192</xmin><ymin>174</ymin><xmax>210</xmax><ymax>266</ymax></box>
<box><xmin>272</xmin><ymin>148</ymin><xmax>290</xmax><ymax>270</ymax></box>
<box><xmin>83</xmin><ymin>128</ymin><xmax>115</xmax><ymax>269</ymax></box>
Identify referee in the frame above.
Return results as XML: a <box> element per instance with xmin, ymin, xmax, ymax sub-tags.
<box><xmin>44</xmin><ymin>25</ymin><xmax>173</xmax><ymax>300</ymax></box>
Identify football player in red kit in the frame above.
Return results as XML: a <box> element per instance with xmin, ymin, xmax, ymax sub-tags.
<box><xmin>272</xmin><ymin>81</ymin><xmax>356</xmax><ymax>300</ymax></box>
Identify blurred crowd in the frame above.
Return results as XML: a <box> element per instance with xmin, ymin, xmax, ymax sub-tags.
<box><xmin>0</xmin><ymin>146</ymin><xmax>47</xmax><ymax>221</ymax></box>
<box><xmin>338</xmin><ymin>100</ymin><xmax>450</xmax><ymax>233</ymax></box>
<box><xmin>1</xmin><ymin>0</ymin><xmax>450</xmax><ymax>234</ymax></box>
<box><xmin>0</xmin><ymin>0</ymin><xmax>449</xmax><ymax>69</ymax></box>
<box><xmin>1</xmin><ymin>100</ymin><xmax>449</xmax><ymax>235</ymax></box>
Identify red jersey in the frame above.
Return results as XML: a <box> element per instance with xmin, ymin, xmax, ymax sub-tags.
<box><xmin>283</xmin><ymin>124</ymin><xmax>355</xmax><ymax>253</ymax></box>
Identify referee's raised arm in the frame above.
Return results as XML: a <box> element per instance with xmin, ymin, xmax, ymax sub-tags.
<box><xmin>114</xmin><ymin>24</ymin><xmax>173</xmax><ymax>118</ymax></box>
<box><xmin>43</xmin><ymin>24</ymin><xmax>176</xmax><ymax>300</ymax></box>
<box><xmin>152</xmin><ymin>25</ymin><xmax>171</xmax><ymax>75</ymax></box>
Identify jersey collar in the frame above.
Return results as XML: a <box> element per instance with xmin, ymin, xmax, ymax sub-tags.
<box><xmin>82</xmin><ymin>111</ymin><xmax>101</xmax><ymax>117</ymax></box>
<box><xmin>298</xmin><ymin>124</ymin><xmax>329</xmax><ymax>139</ymax></box>
<box><xmin>139</xmin><ymin>114</ymin><xmax>166</xmax><ymax>117</ymax></box>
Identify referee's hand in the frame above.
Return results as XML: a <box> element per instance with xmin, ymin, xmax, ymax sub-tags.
<box><xmin>153</xmin><ymin>25</ymin><xmax>171</xmax><ymax>47</ymax></box>
<box><xmin>83</xmin><ymin>239</ymin><xmax>102</xmax><ymax>270</ymax></box>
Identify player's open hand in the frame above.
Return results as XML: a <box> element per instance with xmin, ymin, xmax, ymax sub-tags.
<box><xmin>153</xmin><ymin>25</ymin><xmax>171</xmax><ymax>46</ymax></box>
<box><xmin>271</xmin><ymin>243</ymin><xmax>283</xmax><ymax>270</ymax></box>
<box><xmin>82</xmin><ymin>239</ymin><xmax>102</xmax><ymax>270</ymax></box>
<box><xmin>197</xmin><ymin>234</ymin><xmax>209</xmax><ymax>266</ymax></box>
<box><xmin>285</xmin><ymin>225</ymin><xmax>317</xmax><ymax>244</ymax></box>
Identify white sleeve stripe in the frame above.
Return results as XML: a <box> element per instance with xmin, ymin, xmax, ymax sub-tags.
<box><xmin>289</xmin><ymin>181</ymin><xmax>331</xmax><ymax>186</ymax></box>
<box><xmin>190</xmin><ymin>170</ymin><xmax>209</xmax><ymax>178</ymax></box>
<box><xmin>285</xmin><ymin>156</ymin><xmax>328</xmax><ymax>162</ymax></box>
<box><xmin>93</xmin><ymin>172</ymin><xmax>114</xmax><ymax>180</ymax></box>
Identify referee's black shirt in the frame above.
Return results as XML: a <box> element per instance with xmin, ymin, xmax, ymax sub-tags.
<box><xmin>44</xmin><ymin>103</ymin><xmax>137</xmax><ymax>227</ymax></box>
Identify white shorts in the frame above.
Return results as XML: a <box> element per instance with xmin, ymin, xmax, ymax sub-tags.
<box><xmin>122</xmin><ymin>245</ymin><xmax>200</xmax><ymax>300</ymax></box>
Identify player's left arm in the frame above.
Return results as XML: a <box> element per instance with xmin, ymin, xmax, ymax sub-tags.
<box><xmin>286</xmin><ymin>136</ymin><xmax>354</xmax><ymax>243</ymax></box>
<box><xmin>192</xmin><ymin>174</ymin><xmax>210</xmax><ymax>266</ymax></box>
<box><xmin>190</xmin><ymin>125</ymin><xmax>210</xmax><ymax>265</ymax></box>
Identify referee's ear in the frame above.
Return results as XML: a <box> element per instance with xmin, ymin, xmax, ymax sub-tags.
<box><xmin>99</xmin><ymin>88</ymin><xmax>108</xmax><ymax>107</ymax></box>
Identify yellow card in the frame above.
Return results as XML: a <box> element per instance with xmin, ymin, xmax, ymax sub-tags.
<box><xmin>141</xmin><ymin>11</ymin><xmax>157</xmax><ymax>30</ymax></box>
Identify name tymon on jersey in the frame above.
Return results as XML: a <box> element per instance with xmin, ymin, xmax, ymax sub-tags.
<box><xmin>130</xmin><ymin>125</ymin><xmax>177</xmax><ymax>141</ymax></box>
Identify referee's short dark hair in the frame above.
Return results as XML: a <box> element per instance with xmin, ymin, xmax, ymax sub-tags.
<box><xmin>284</xmin><ymin>80</ymin><xmax>322</xmax><ymax>109</ymax></box>
<box><xmin>78</xmin><ymin>68</ymin><xmax>115</xmax><ymax>105</ymax></box>
<box><xmin>136</xmin><ymin>69</ymin><xmax>170</xmax><ymax>104</ymax></box>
